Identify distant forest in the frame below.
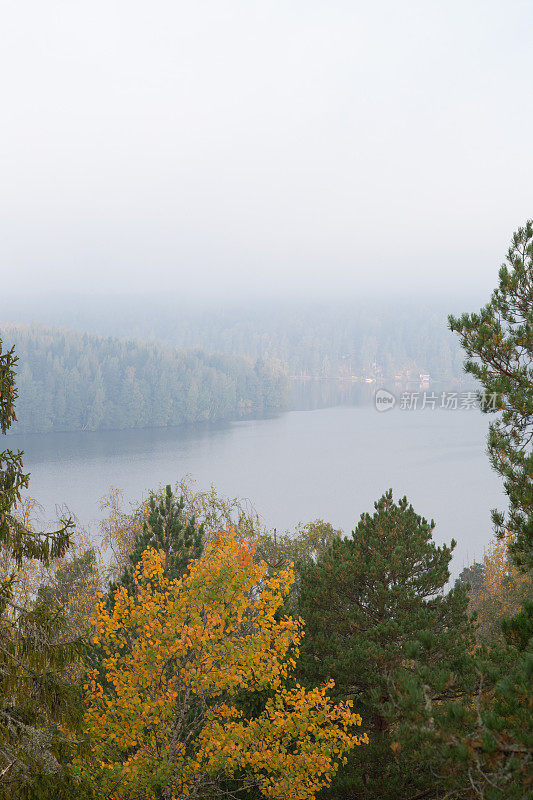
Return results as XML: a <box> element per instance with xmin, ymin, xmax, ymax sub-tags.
<box><xmin>0</xmin><ymin>300</ymin><xmax>471</xmax><ymax>435</ymax></box>
<box><xmin>0</xmin><ymin>297</ymin><xmax>467</xmax><ymax>382</ymax></box>
<box><xmin>2</xmin><ymin>324</ymin><xmax>289</xmax><ymax>434</ymax></box>
<box><xmin>154</xmin><ymin>303</ymin><xmax>466</xmax><ymax>381</ymax></box>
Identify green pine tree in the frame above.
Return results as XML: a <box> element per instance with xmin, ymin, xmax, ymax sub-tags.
<box><xmin>442</xmin><ymin>602</ymin><xmax>533</xmax><ymax>800</ymax></box>
<box><xmin>0</xmin><ymin>337</ymin><xmax>84</xmax><ymax>797</ymax></box>
<box><xmin>110</xmin><ymin>484</ymin><xmax>204</xmax><ymax>600</ymax></box>
<box><xmin>447</xmin><ymin>222</ymin><xmax>533</xmax><ymax>800</ymax></box>
<box><xmin>449</xmin><ymin>220</ymin><xmax>533</xmax><ymax>570</ymax></box>
<box><xmin>0</xmin><ymin>339</ymin><xmax>72</xmax><ymax>565</ymax></box>
<box><xmin>297</xmin><ymin>490</ymin><xmax>476</xmax><ymax>800</ymax></box>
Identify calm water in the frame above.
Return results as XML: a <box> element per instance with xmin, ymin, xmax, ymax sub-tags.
<box><xmin>12</xmin><ymin>397</ymin><xmax>504</xmax><ymax>576</ymax></box>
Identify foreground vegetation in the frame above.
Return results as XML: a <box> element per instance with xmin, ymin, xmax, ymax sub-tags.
<box><xmin>0</xmin><ymin>222</ymin><xmax>531</xmax><ymax>799</ymax></box>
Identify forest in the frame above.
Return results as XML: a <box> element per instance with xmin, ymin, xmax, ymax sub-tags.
<box><xmin>0</xmin><ymin>298</ymin><xmax>467</xmax><ymax>383</ymax></box>
<box><xmin>0</xmin><ymin>302</ymin><xmax>469</xmax><ymax>435</ymax></box>
<box><xmin>0</xmin><ymin>222</ymin><xmax>531</xmax><ymax>800</ymax></box>
<box><xmin>1</xmin><ymin>324</ymin><xmax>289</xmax><ymax>434</ymax></box>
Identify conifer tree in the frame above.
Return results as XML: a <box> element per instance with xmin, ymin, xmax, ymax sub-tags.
<box><xmin>111</xmin><ymin>484</ymin><xmax>204</xmax><ymax>599</ymax></box>
<box><xmin>0</xmin><ymin>338</ymin><xmax>72</xmax><ymax>565</ymax></box>
<box><xmin>441</xmin><ymin>601</ymin><xmax>533</xmax><ymax>800</ymax></box>
<box><xmin>297</xmin><ymin>490</ymin><xmax>475</xmax><ymax>800</ymax></box>
<box><xmin>448</xmin><ymin>223</ymin><xmax>533</xmax><ymax>799</ymax></box>
<box><xmin>449</xmin><ymin>220</ymin><xmax>532</xmax><ymax>570</ymax></box>
<box><xmin>0</xmin><ymin>337</ymin><xmax>81</xmax><ymax>796</ymax></box>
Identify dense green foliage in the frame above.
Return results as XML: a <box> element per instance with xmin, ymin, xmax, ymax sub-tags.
<box><xmin>446</xmin><ymin>221</ymin><xmax>533</xmax><ymax>798</ymax></box>
<box><xmin>441</xmin><ymin>608</ymin><xmax>533</xmax><ymax>800</ymax></box>
<box><xmin>0</xmin><ymin>595</ymin><xmax>83</xmax><ymax>798</ymax></box>
<box><xmin>449</xmin><ymin>220</ymin><xmax>533</xmax><ymax>570</ymax></box>
<box><xmin>1</xmin><ymin>324</ymin><xmax>288</xmax><ymax>434</ymax></box>
<box><xmin>0</xmin><ymin>336</ymin><xmax>80</xmax><ymax>797</ymax></box>
<box><xmin>297</xmin><ymin>491</ymin><xmax>475</xmax><ymax>800</ymax></box>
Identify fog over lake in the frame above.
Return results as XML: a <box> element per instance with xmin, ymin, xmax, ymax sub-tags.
<box><xmin>16</xmin><ymin>391</ymin><xmax>504</xmax><ymax>577</ymax></box>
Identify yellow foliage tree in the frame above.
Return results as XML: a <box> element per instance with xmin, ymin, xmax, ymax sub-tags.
<box><xmin>77</xmin><ymin>530</ymin><xmax>367</xmax><ymax>799</ymax></box>
<box><xmin>468</xmin><ymin>532</ymin><xmax>532</xmax><ymax>643</ymax></box>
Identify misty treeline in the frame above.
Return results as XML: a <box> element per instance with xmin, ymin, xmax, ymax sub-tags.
<box><xmin>138</xmin><ymin>302</ymin><xmax>466</xmax><ymax>381</ymax></box>
<box><xmin>1</xmin><ymin>324</ymin><xmax>289</xmax><ymax>434</ymax></box>
<box><xmin>1</xmin><ymin>298</ymin><xmax>466</xmax><ymax>382</ymax></box>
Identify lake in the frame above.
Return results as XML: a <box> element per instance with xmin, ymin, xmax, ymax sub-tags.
<box><xmin>12</xmin><ymin>389</ymin><xmax>504</xmax><ymax>576</ymax></box>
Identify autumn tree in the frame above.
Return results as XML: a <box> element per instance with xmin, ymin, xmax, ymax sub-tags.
<box><xmin>76</xmin><ymin>530</ymin><xmax>367</xmax><ymax>800</ymax></box>
<box><xmin>449</xmin><ymin>220</ymin><xmax>533</xmax><ymax>570</ymax></box>
<box><xmin>297</xmin><ymin>490</ymin><xmax>476</xmax><ymax>800</ymax></box>
<box><xmin>457</xmin><ymin>534</ymin><xmax>532</xmax><ymax>644</ymax></box>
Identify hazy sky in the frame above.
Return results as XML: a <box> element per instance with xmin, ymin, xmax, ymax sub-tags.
<box><xmin>1</xmin><ymin>0</ymin><xmax>532</xmax><ymax>299</ymax></box>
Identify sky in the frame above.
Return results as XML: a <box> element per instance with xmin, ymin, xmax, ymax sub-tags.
<box><xmin>1</xmin><ymin>0</ymin><xmax>532</xmax><ymax>300</ymax></box>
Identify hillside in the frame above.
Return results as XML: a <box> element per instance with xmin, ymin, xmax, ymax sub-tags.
<box><xmin>1</xmin><ymin>324</ymin><xmax>289</xmax><ymax>434</ymax></box>
<box><xmin>0</xmin><ymin>297</ymin><xmax>467</xmax><ymax>383</ymax></box>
